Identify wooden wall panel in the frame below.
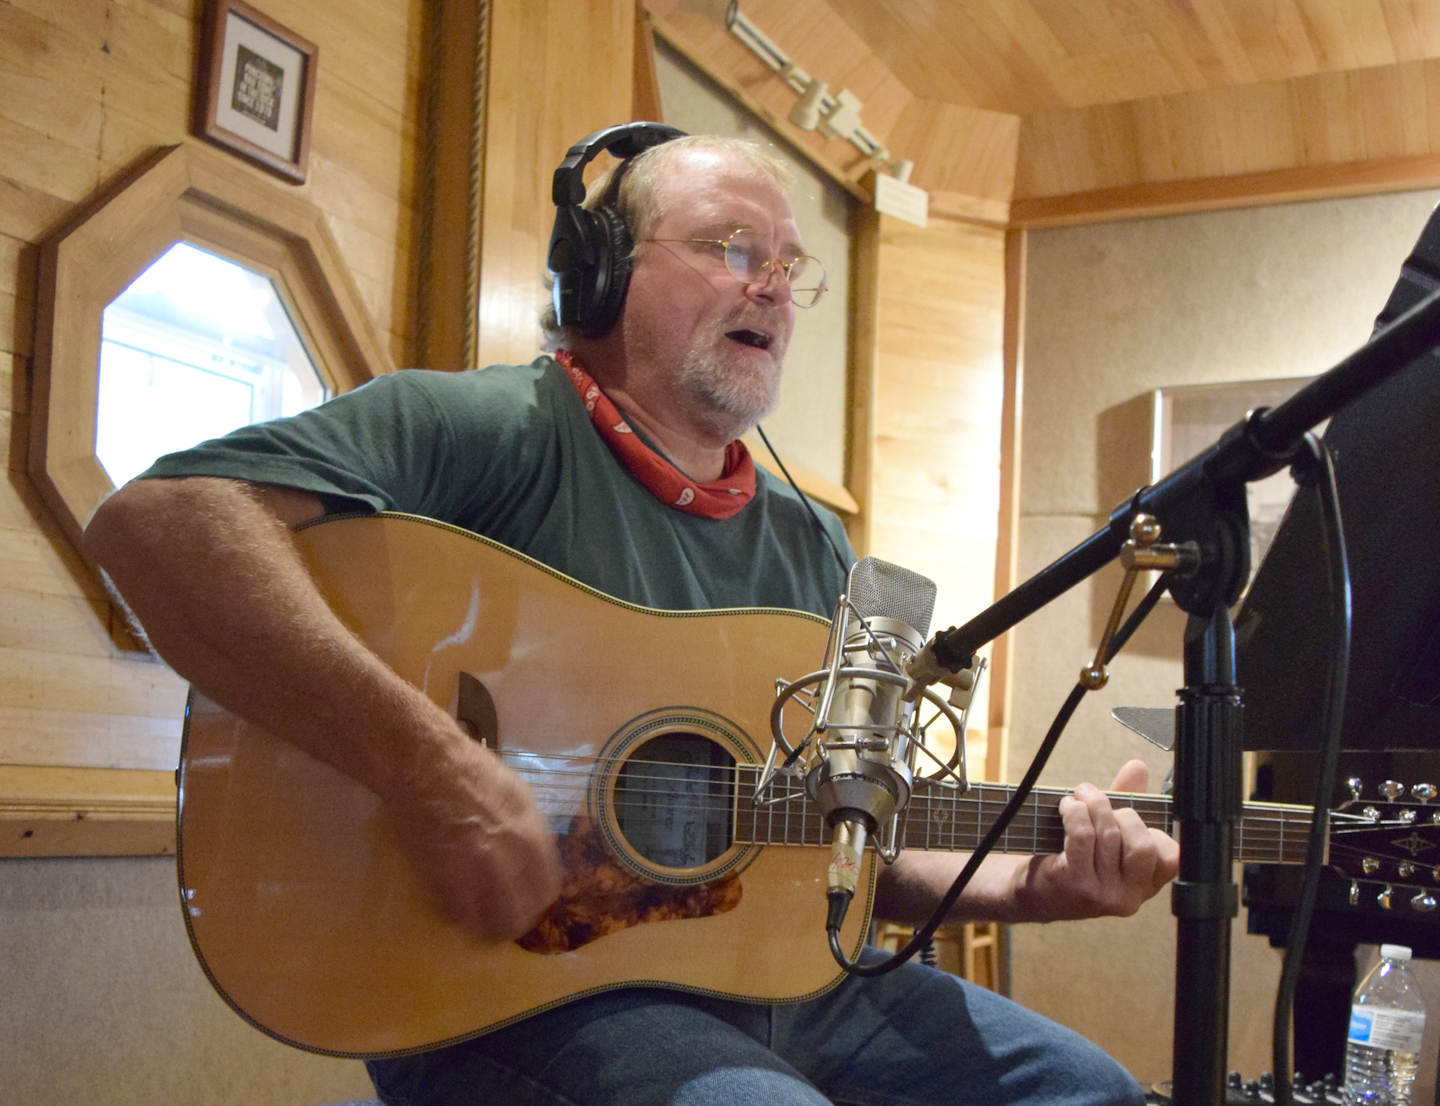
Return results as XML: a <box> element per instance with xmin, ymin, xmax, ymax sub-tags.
<box><xmin>0</xmin><ymin>0</ymin><xmax>424</xmax><ymax>788</ymax></box>
<box><xmin>476</xmin><ymin>0</ymin><xmax>636</xmax><ymax>367</ymax></box>
<box><xmin>863</xmin><ymin>214</ymin><xmax>1007</xmax><ymax>774</ymax></box>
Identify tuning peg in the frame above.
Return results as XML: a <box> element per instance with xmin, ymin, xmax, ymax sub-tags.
<box><xmin>1348</xmin><ymin>777</ymin><xmax>1363</xmax><ymax>801</ymax></box>
<box><xmin>1363</xmin><ymin>857</ymin><xmax>1380</xmax><ymax>874</ymax></box>
<box><xmin>1383</xmin><ymin>781</ymin><xmax>1405</xmax><ymax>801</ymax></box>
<box><xmin>1363</xmin><ymin>806</ymin><xmax>1381</xmax><ymax>822</ymax></box>
<box><xmin>1400</xmin><ymin>809</ymin><xmax>1417</xmax><ymax>824</ymax></box>
<box><xmin>1411</xmin><ymin>891</ymin><xmax>1437</xmax><ymax>912</ymax></box>
<box><xmin>1414</xmin><ymin>783</ymin><xmax>1436</xmax><ymax>803</ymax></box>
<box><xmin>1399</xmin><ymin>862</ymin><xmax>1416</xmax><ymax>878</ymax></box>
<box><xmin>1350</xmin><ymin>880</ymin><xmax>1360</xmax><ymax>905</ymax></box>
<box><xmin>1379</xmin><ymin>884</ymin><xmax>1394</xmax><ymax>909</ymax></box>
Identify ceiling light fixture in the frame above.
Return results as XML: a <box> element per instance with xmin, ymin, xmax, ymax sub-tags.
<box><xmin>788</xmin><ymin>76</ymin><xmax>827</xmax><ymax>132</ymax></box>
<box><xmin>725</xmin><ymin>1</ymin><xmax>911</xmax><ymax>182</ymax></box>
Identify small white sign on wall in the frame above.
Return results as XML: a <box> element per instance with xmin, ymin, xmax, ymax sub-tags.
<box><xmin>874</xmin><ymin>174</ymin><xmax>929</xmax><ymax>228</ymax></box>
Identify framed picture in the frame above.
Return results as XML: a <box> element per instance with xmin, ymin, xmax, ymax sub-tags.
<box><xmin>195</xmin><ymin>0</ymin><xmax>318</xmax><ymax>184</ymax></box>
<box><xmin>1151</xmin><ymin>376</ymin><xmax>1319</xmax><ymax>594</ymax></box>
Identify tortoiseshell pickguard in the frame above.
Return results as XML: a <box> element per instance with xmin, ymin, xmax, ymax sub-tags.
<box><xmin>517</xmin><ymin>816</ymin><xmax>743</xmax><ymax>954</ymax></box>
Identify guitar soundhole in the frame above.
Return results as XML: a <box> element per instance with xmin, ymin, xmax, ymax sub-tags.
<box><xmin>613</xmin><ymin>734</ymin><xmax>735</xmax><ymax>869</ymax></box>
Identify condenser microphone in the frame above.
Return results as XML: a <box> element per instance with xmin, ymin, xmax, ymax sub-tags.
<box><xmin>803</xmin><ymin>558</ymin><xmax>937</xmax><ymax>901</ymax></box>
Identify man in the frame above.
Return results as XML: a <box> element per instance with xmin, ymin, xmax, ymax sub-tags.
<box><xmin>86</xmin><ymin>134</ymin><xmax>1178</xmax><ymax>1105</ymax></box>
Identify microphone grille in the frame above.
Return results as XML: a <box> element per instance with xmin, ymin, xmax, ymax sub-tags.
<box><xmin>847</xmin><ymin>557</ymin><xmax>937</xmax><ymax>639</ymax></box>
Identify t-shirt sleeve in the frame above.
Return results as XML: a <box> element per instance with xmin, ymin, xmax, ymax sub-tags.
<box><xmin>136</xmin><ymin>366</ymin><xmax>548</xmax><ymax>521</ymax></box>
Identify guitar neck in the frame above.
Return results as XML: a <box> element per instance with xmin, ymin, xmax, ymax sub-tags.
<box><xmin>735</xmin><ymin>770</ymin><xmax>1314</xmax><ymax>867</ymax></box>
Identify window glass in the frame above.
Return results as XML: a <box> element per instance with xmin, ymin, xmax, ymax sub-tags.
<box><xmin>97</xmin><ymin>242</ymin><xmax>327</xmax><ymax>486</ymax></box>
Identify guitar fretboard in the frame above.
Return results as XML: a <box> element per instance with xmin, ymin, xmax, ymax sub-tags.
<box><xmin>731</xmin><ymin>767</ymin><xmax>1313</xmax><ymax>866</ymax></box>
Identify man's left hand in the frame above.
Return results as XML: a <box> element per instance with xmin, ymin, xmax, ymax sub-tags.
<box><xmin>1010</xmin><ymin>759</ymin><xmax>1180</xmax><ymax>921</ymax></box>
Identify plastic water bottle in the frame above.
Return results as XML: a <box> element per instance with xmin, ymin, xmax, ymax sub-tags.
<box><xmin>1343</xmin><ymin>944</ymin><xmax>1427</xmax><ymax>1106</ymax></box>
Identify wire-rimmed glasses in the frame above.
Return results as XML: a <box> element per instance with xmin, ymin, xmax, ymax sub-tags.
<box><xmin>646</xmin><ymin>228</ymin><xmax>828</xmax><ymax>308</ymax></box>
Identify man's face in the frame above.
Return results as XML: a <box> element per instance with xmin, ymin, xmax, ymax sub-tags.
<box><xmin>619</xmin><ymin>148</ymin><xmax>801</xmax><ymax>435</ymax></box>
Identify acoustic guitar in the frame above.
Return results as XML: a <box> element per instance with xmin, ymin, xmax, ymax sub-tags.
<box><xmin>177</xmin><ymin>513</ymin><xmax>1436</xmax><ymax>1058</ymax></box>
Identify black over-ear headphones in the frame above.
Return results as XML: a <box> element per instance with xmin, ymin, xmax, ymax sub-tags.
<box><xmin>547</xmin><ymin>122</ymin><xmax>687</xmax><ymax>337</ymax></box>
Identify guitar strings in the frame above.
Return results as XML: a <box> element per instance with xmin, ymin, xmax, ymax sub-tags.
<box><xmin>506</xmin><ymin>755</ymin><xmax>1331</xmax><ymax>810</ymax></box>
<box><xmin>495</xmin><ymin>750</ymin><xmax>1368</xmax><ymax>822</ymax></box>
<box><xmin>498</xmin><ymin>751</ymin><xmax>1346</xmax><ymax>858</ymax></box>
<box><xmin>491</xmin><ymin>753</ymin><xmax>1367</xmax><ymax>852</ymax></box>
<box><xmin>502</xmin><ymin>756</ymin><xmax>1343</xmax><ymax>823</ymax></box>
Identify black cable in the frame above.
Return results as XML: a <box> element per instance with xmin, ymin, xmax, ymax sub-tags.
<box><xmin>754</xmin><ymin>423</ymin><xmax>851</xmax><ymax>577</ymax></box>
<box><xmin>1272</xmin><ymin>435</ymin><xmax>1350</xmax><ymax>1106</ymax></box>
<box><xmin>828</xmin><ymin>573</ymin><xmax>1171</xmax><ymax>976</ymax></box>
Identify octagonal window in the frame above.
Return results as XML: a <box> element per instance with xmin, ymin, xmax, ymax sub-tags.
<box><xmin>96</xmin><ymin>242</ymin><xmax>328</xmax><ymax>487</ymax></box>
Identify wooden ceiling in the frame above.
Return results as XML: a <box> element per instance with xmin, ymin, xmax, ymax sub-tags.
<box><xmin>645</xmin><ymin>0</ymin><xmax>1440</xmax><ymax>225</ymax></box>
<box><xmin>825</xmin><ymin>0</ymin><xmax>1440</xmax><ymax>115</ymax></box>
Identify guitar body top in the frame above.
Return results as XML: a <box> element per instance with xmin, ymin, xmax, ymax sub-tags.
<box><xmin>179</xmin><ymin>513</ymin><xmax>873</xmax><ymax>1057</ymax></box>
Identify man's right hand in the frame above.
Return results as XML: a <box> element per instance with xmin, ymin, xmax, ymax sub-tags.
<box><xmin>387</xmin><ymin>729</ymin><xmax>562</xmax><ymax>941</ymax></box>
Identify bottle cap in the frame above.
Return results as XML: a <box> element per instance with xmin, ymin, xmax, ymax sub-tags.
<box><xmin>1380</xmin><ymin>944</ymin><xmax>1413</xmax><ymax>962</ymax></box>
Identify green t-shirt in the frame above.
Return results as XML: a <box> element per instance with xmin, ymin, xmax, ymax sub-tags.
<box><xmin>141</xmin><ymin>358</ymin><xmax>852</xmax><ymax>617</ymax></box>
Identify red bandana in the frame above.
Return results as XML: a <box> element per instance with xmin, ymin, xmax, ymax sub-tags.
<box><xmin>555</xmin><ymin>350</ymin><xmax>756</xmax><ymax>520</ymax></box>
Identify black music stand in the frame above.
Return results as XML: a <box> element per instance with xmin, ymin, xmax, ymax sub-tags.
<box><xmin>1235</xmin><ymin>201</ymin><xmax>1440</xmax><ymax>1084</ymax></box>
<box><xmin>1235</xmin><ymin>218</ymin><xmax>1440</xmax><ymax>751</ymax></box>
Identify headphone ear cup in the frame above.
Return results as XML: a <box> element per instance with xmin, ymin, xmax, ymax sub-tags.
<box><xmin>579</xmin><ymin>206</ymin><xmax>635</xmax><ymax>337</ymax></box>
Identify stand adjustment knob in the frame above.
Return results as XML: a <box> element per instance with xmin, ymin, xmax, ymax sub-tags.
<box><xmin>1082</xmin><ymin>515</ymin><xmax>1199</xmax><ymax>690</ymax></box>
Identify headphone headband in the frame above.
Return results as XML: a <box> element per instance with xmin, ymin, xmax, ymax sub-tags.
<box><xmin>552</xmin><ymin>123</ymin><xmax>687</xmax><ymax>205</ymax></box>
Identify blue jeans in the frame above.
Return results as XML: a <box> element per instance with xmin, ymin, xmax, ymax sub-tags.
<box><xmin>366</xmin><ymin>961</ymin><xmax>1143</xmax><ymax>1106</ymax></box>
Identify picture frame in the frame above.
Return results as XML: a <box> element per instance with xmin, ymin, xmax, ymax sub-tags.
<box><xmin>195</xmin><ymin>0</ymin><xmax>318</xmax><ymax>184</ymax></box>
<box><xmin>1151</xmin><ymin>376</ymin><xmax>1318</xmax><ymax>594</ymax></box>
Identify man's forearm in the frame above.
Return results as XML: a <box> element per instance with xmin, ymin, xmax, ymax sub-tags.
<box><xmin>85</xmin><ymin>476</ymin><xmax>564</xmax><ymax>939</ymax></box>
<box><xmin>873</xmin><ymin>851</ymin><xmax>1037</xmax><ymax>927</ymax></box>
<box><xmin>84</xmin><ymin>476</ymin><xmax>462</xmax><ymax>799</ymax></box>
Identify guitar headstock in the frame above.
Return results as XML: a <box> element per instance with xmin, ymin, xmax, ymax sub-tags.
<box><xmin>1330</xmin><ymin>778</ymin><xmax>1440</xmax><ymax>913</ymax></box>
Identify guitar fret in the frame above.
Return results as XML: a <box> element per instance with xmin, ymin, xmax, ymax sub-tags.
<box><xmin>1030</xmin><ymin>790</ymin><xmax>1039</xmax><ymax>855</ymax></box>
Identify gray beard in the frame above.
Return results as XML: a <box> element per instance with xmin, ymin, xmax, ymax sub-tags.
<box><xmin>674</xmin><ymin>343</ymin><xmax>781</xmax><ymax>437</ymax></box>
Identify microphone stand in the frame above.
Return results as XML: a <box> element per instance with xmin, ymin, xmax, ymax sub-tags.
<box><xmin>920</xmin><ymin>284</ymin><xmax>1440</xmax><ymax>1106</ymax></box>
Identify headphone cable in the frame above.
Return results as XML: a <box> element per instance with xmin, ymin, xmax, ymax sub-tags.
<box><xmin>754</xmin><ymin>423</ymin><xmax>851</xmax><ymax>576</ymax></box>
